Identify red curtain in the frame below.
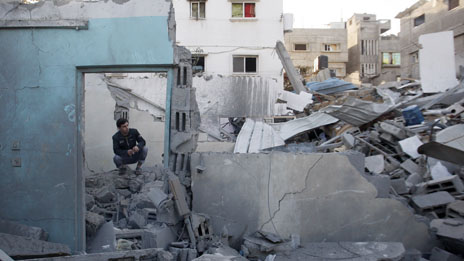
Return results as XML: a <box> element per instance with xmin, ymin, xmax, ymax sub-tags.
<box><xmin>244</xmin><ymin>3</ymin><xmax>255</xmax><ymax>17</ymax></box>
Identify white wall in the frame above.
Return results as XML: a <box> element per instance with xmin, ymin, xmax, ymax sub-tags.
<box><xmin>173</xmin><ymin>0</ymin><xmax>284</xmax><ymax>86</ymax></box>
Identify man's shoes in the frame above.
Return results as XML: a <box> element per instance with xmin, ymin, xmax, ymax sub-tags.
<box><xmin>135</xmin><ymin>167</ymin><xmax>142</xmax><ymax>175</ymax></box>
<box><xmin>118</xmin><ymin>165</ymin><xmax>127</xmax><ymax>174</ymax></box>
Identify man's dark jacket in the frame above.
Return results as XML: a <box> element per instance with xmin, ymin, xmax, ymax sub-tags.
<box><xmin>112</xmin><ymin>128</ymin><xmax>146</xmax><ymax>157</ymax></box>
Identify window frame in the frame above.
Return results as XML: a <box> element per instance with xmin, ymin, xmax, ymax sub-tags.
<box><xmin>190</xmin><ymin>1</ymin><xmax>206</xmax><ymax>19</ymax></box>
<box><xmin>232</xmin><ymin>55</ymin><xmax>258</xmax><ymax>74</ymax></box>
<box><xmin>192</xmin><ymin>55</ymin><xmax>206</xmax><ymax>74</ymax></box>
<box><xmin>231</xmin><ymin>2</ymin><xmax>256</xmax><ymax>19</ymax></box>
<box><xmin>414</xmin><ymin>14</ymin><xmax>425</xmax><ymax>27</ymax></box>
<box><xmin>294</xmin><ymin>43</ymin><xmax>307</xmax><ymax>51</ymax></box>
<box><xmin>322</xmin><ymin>43</ymin><xmax>340</xmax><ymax>52</ymax></box>
<box><xmin>382</xmin><ymin>52</ymin><xmax>401</xmax><ymax>67</ymax></box>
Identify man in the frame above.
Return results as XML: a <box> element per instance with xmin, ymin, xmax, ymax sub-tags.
<box><xmin>112</xmin><ymin>118</ymin><xmax>148</xmax><ymax>174</ymax></box>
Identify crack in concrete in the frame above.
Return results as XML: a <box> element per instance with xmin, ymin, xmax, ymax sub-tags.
<box><xmin>260</xmin><ymin>155</ymin><xmax>324</xmax><ymax>233</ymax></box>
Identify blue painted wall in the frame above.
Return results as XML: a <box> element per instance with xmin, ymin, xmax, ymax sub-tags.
<box><xmin>0</xmin><ymin>16</ymin><xmax>174</xmax><ymax>251</ymax></box>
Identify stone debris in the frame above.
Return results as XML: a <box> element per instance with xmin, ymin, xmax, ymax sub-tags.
<box><xmin>0</xmin><ymin>232</ymin><xmax>71</xmax><ymax>259</ymax></box>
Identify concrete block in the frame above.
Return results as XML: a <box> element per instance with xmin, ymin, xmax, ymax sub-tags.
<box><xmin>401</xmin><ymin>159</ymin><xmax>422</xmax><ymax>175</ymax></box>
<box><xmin>87</xmin><ymin>222</ymin><xmax>115</xmax><ymax>254</ymax></box>
<box><xmin>85</xmin><ymin>212</ymin><xmax>106</xmax><ymax>237</ymax></box>
<box><xmin>342</xmin><ymin>133</ymin><xmax>355</xmax><ymax>149</ymax></box>
<box><xmin>399</xmin><ymin>136</ymin><xmax>423</xmax><ymax>159</ymax></box>
<box><xmin>379</xmin><ymin>122</ymin><xmax>407</xmax><ymax>140</ymax></box>
<box><xmin>406</xmin><ymin>173</ymin><xmax>424</xmax><ymax>188</ymax></box>
<box><xmin>0</xmin><ymin>232</ymin><xmax>70</xmax><ymax>258</ymax></box>
<box><xmin>128</xmin><ymin>211</ymin><xmax>146</xmax><ymax>229</ymax></box>
<box><xmin>391</xmin><ymin>178</ymin><xmax>409</xmax><ymax>195</ymax></box>
<box><xmin>191</xmin><ymin>152</ymin><xmax>435</xmax><ymax>251</ymax></box>
<box><xmin>95</xmin><ymin>186</ymin><xmax>116</xmax><ymax>204</ymax></box>
<box><xmin>447</xmin><ymin>200</ymin><xmax>464</xmax><ymax>219</ymax></box>
<box><xmin>0</xmin><ymin>219</ymin><xmax>48</xmax><ymax>241</ymax></box>
<box><xmin>418</xmin><ymin>175</ymin><xmax>464</xmax><ymax>195</ymax></box>
<box><xmin>365</xmin><ymin>155</ymin><xmax>385</xmax><ymax>174</ymax></box>
<box><xmin>142</xmin><ymin>225</ymin><xmax>177</xmax><ymax>250</ymax></box>
<box><xmin>430</xmin><ymin>247</ymin><xmax>461</xmax><ymax>261</ymax></box>
<box><xmin>412</xmin><ymin>192</ymin><xmax>455</xmax><ymax>216</ymax></box>
<box><xmin>85</xmin><ymin>194</ymin><xmax>95</xmax><ymax>210</ymax></box>
<box><xmin>430</xmin><ymin>219</ymin><xmax>464</xmax><ymax>255</ymax></box>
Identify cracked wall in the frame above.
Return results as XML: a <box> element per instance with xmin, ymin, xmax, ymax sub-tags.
<box><xmin>190</xmin><ymin>152</ymin><xmax>436</xmax><ymax>252</ymax></box>
<box><xmin>84</xmin><ymin>73</ymin><xmax>167</xmax><ymax>174</ymax></box>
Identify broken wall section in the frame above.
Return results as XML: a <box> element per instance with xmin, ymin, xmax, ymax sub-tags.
<box><xmin>169</xmin><ymin>46</ymin><xmax>201</xmax><ymax>181</ymax></box>
<box><xmin>194</xmin><ymin>75</ymin><xmax>282</xmax><ymax>139</ymax></box>
<box><xmin>190</xmin><ymin>152</ymin><xmax>436</xmax><ymax>251</ymax></box>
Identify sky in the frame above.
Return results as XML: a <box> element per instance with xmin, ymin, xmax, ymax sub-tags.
<box><xmin>283</xmin><ymin>0</ymin><xmax>419</xmax><ymax>34</ymax></box>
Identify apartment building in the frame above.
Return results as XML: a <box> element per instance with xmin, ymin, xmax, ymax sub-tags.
<box><xmin>172</xmin><ymin>0</ymin><xmax>284</xmax><ymax>86</ymax></box>
<box><xmin>396</xmin><ymin>0</ymin><xmax>464</xmax><ymax>79</ymax></box>
<box><xmin>284</xmin><ymin>24</ymin><xmax>349</xmax><ymax>80</ymax></box>
<box><xmin>346</xmin><ymin>14</ymin><xmax>399</xmax><ymax>84</ymax></box>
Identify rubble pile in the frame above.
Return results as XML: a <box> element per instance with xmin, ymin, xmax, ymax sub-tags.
<box><xmin>239</xmin><ymin>70</ymin><xmax>464</xmax><ymax>259</ymax></box>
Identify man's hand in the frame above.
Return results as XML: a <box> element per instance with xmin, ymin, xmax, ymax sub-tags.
<box><xmin>132</xmin><ymin>146</ymin><xmax>140</xmax><ymax>153</ymax></box>
<box><xmin>127</xmin><ymin>149</ymin><xmax>134</xmax><ymax>156</ymax></box>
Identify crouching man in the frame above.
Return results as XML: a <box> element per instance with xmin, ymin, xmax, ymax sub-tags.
<box><xmin>112</xmin><ymin>118</ymin><xmax>148</xmax><ymax>174</ymax></box>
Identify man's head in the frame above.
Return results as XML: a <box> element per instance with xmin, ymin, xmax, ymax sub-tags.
<box><xmin>117</xmin><ymin>118</ymin><xmax>129</xmax><ymax>136</ymax></box>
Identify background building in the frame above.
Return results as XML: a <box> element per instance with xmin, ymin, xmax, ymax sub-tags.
<box><xmin>396</xmin><ymin>0</ymin><xmax>464</xmax><ymax>79</ymax></box>
<box><xmin>284</xmin><ymin>24</ymin><xmax>348</xmax><ymax>80</ymax></box>
<box><xmin>173</xmin><ymin>0</ymin><xmax>284</xmax><ymax>86</ymax></box>
<box><xmin>346</xmin><ymin>14</ymin><xmax>394</xmax><ymax>84</ymax></box>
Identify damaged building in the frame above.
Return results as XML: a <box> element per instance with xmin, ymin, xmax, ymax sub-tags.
<box><xmin>1</xmin><ymin>0</ymin><xmax>464</xmax><ymax>261</ymax></box>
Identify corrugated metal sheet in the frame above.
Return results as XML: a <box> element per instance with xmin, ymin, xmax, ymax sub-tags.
<box><xmin>306</xmin><ymin>78</ymin><xmax>357</xmax><ymax>95</ymax></box>
<box><xmin>234</xmin><ymin>119</ymin><xmax>285</xmax><ymax>153</ymax></box>
<box><xmin>323</xmin><ymin>97</ymin><xmax>393</xmax><ymax>126</ymax></box>
<box><xmin>278</xmin><ymin>112</ymin><xmax>339</xmax><ymax>140</ymax></box>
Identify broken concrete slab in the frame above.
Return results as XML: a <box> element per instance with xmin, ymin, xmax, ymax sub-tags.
<box><xmin>0</xmin><ymin>219</ymin><xmax>48</xmax><ymax>241</ymax></box>
<box><xmin>430</xmin><ymin>247</ymin><xmax>461</xmax><ymax>261</ymax></box>
<box><xmin>190</xmin><ymin>152</ymin><xmax>435</xmax><ymax>251</ymax></box>
<box><xmin>85</xmin><ymin>212</ymin><xmax>106</xmax><ymax>238</ymax></box>
<box><xmin>391</xmin><ymin>178</ymin><xmax>409</xmax><ymax>195</ymax></box>
<box><xmin>0</xmin><ymin>232</ymin><xmax>70</xmax><ymax>259</ymax></box>
<box><xmin>274</xmin><ymin>242</ymin><xmax>406</xmax><ymax>261</ymax></box>
<box><xmin>401</xmin><ymin>159</ymin><xmax>422</xmax><ymax>175</ymax></box>
<box><xmin>447</xmin><ymin>200</ymin><xmax>464</xmax><ymax>220</ymax></box>
<box><xmin>430</xmin><ymin>219</ymin><xmax>464</xmax><ymax>255</ymax></box>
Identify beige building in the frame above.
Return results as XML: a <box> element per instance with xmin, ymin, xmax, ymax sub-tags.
<box><xmin>346</xmin><ymin>14</ymin><xmax>400</xmax><ymax>85</ymax></box>
<box><xmin>284</xmin><ymin>25</ymin><xmax>348</xmax><ymax>80</ymax></box>
<box><xmin>396</xmin><ymin>0</ymin><xmax>464</xmax><ymax>79</ymax></box>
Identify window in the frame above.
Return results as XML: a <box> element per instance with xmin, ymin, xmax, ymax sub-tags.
<box><xmin>361</xmin><ymin>63</ymin><xmax>376</xmax><ymax>77</ymax></box>
<box><xmin>191</xmin><ymin>1</ymin><xmax>205</xmax><ymax>19</ymax></box>
<box><xmin>363</xmin><ymin>17</ymin><xmax>370</xmax><ymax>21</ymax></box>
<box><xmin>414</xmin><ymin>14</ymin><xmax>425</xmax><ymax>27</ymax></box>
<box><xmin>294</xmin><ymin>44</ymin><xmax>307</xmax><ymax>51</ymax></box>
<box><xmin>232</xmin><ymin>3</ymin><xmax>255</xmax><ymax>18</ymax></box>
<box><xmin>382</xmin><ymin>53</ymin><xmax>401</xmax><ymax>66</ymax></box>
<box><xmin>449</xmin><ymin>0</ymin><xmax>459</xmax><ymax>10</ymax></box>
<box><xmin>233</xmin><ymin>56</ymin><xmax>257</xmax><ymax>73</ymax></box>
<box><xmin>410</xmin><ymin>52</ymin><xmax>419</xmax><ymax>64</ymax></box>
<box><xmin>192</xmin><ymin>55</ymin><xmax>205</xmax><ymax>74</ymax></box>
<box><xmin>361</xmin><ymin>40</ymin><xmax>378</xmax><ymax>55</ymax></box>
<box><xmin>323</xmin><ymin>44</ymin><xmax>340</xmax><ymax>52</ymax></box>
